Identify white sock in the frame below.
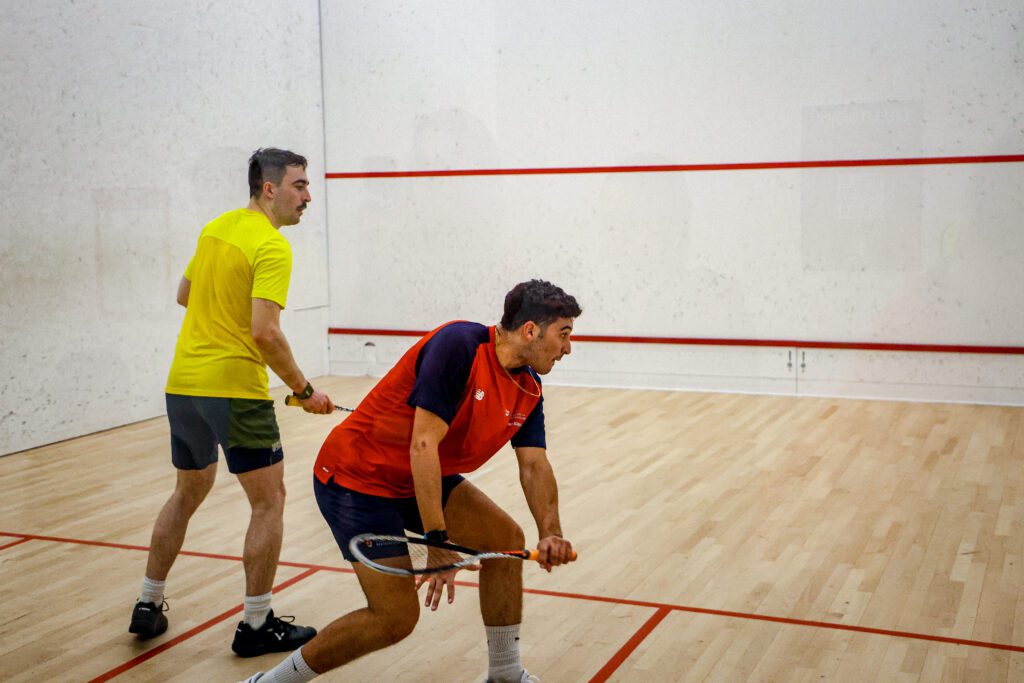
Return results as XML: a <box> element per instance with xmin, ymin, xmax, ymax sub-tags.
<box><xmin>139</xmin><ymin>576</ymin><xmax>165</xmax><ymax>605</ymax></box>
<box><xmin>256</xmin><ymin>648</ymin><xmax>319</xmax><ymax>683</ymax></box>
<box><xmin>486</xmin><ymin>623</ymin><xmax>522</xmax><ymax>683</ymax></box>
<box><xmin>244</xmin><ymin>592</ymin><xmax>273</xmax><ymax>629</ymax></box>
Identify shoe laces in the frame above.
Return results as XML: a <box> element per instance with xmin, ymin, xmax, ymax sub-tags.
<box><xmin>137</xmin><ymin>599</ymin><xmax>170</xmax><ymax>612</ymax></box>
<box><xmin>266</xmin><ymin>613</ymin><xmax>298</xmax><ymax>632</ymax></box>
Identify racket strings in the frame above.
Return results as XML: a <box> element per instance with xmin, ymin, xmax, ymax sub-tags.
<box><xmin>351</xmin><ymin>535</ymin><xmax>479</xmax><ymax>574</ymax></box>
<box><xmin>407</xmin><ymin>543</ymin><xmax>477</xmax><ymax>572</ymax></box>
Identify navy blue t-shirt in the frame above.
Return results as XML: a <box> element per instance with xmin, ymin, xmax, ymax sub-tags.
<box><xmin>406</xmin><ymin>322</ymin><xmax>546</xmax><ymax>449</ymax></box>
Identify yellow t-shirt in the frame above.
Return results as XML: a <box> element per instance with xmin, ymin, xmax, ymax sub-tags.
<box><xmin>166</xmin><ymin>208</ymin><xmax>292</xmax><ymax>399</ymax></box>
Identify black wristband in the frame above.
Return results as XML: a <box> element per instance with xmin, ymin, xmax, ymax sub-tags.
<box><xmin>294</xmin><ymin>382</ymin><xmax>314</xmax><ymax>400</ymax></box>
<box><xmin>424</xmin><ymin>529</ymin><xmax>449</xmax><ymax>543</ymax></box>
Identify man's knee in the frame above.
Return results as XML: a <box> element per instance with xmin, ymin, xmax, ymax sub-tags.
<box><xmin>366</xmin><ymin>582</ymin><xmax>420</xmax><ymax>645</ymax></box>
<box><xmin>251</xmin><ymin>483</ymin><xmax>285</xmax><ymax>514</ymax></box>
<box><xmin>240</xmin><ymin>468</ymin><xmax>287</xmax><ymax>513</ymax></box>
<box><xmin>508</xmin><ymin>523</ymin><xmax>525</xmax><ymax>549</ymax></box>
<box><xmin>173</xmin><ymin>467</ymin><xmax>216</xmax><ymax>509</ymax></box>
<box><xmin>488</xmin><ymin>519</ymin><xmax>525</xmax><ymax>551</ymax></box>
<box><xmin>379</xmin><ymin>606</ymin><xmax>419</xmax><ymax>645</ymax></box>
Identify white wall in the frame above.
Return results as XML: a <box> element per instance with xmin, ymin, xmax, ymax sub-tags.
<box><xmin>322</xmin><ymin>1</ymin><xmax>1024</xmax><ymax>404</ymax></box>
<box><xmin>3</xmin><ymin>2</ymin><xmax>1021</xmax><ymax>457</ymax></box>
<box><xmin>0</xmin><ymin>1</ymin><xmax>330</xmax><ymax>455</ymax></box>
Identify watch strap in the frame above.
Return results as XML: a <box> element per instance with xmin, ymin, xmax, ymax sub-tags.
<box><xmin>423</xmin><ymin>529</ymin><xmax>449</xmax><ymax>543</ymax></box>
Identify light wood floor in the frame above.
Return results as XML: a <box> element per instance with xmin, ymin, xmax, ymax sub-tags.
<box><xmin>2</xmin><ymin>377</ymin><xmax>1023</xmax><ymax>682</ymax></box>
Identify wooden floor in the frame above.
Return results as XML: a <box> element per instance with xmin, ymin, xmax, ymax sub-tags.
<box><xmin>2</xmin><ymin>377</ymin><xmax>1023</xmax><ymax>682</ymax></box>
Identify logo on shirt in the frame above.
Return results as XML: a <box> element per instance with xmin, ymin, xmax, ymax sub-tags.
<box><xmin>474</xmin><ymin>389</ymin><xmax>485</xmax><ymax>401</ymax></box>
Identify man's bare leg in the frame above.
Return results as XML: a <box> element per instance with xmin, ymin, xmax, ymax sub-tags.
<box><xmin>145</xmin><ymin>463</ymin><xmax>218</xmax><ymax>581</ymax></box>
<box><xmin>297</xmin><ymin>563</ymin><xmax>420</xmax><ymax>672</ymax></box>
<box><xmin>444</xmin><ymin>480</ymin><xmax>528</xmax><ymax>682</ymax></box>
<box><xmin>236</xmin><ymin>460</ymin><xmax>287</xmax><ymax>597</ymax></box>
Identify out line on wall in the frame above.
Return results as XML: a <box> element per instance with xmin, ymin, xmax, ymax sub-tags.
<box><xmin>326</xmin><ymin>153</ymin><xmax>1024</xmax><ymax>179</ymax></box>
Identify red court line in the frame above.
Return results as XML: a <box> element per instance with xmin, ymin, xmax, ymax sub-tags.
<box><xmin>0</xmin><ymin>537</ymin><xmax>32</xmax><ymax>551</ymax></box>
<box><xmin>327</xmin><ymin>328</ymin><xmax>1024</xmax><ymax>356</ymax></box>
<box><xmin>9</xmin><ymin>530</ymin><xmax>1024</xmax><ymax>656</ymax></box>
<box><xmin>0</xmin><ymin>532</ymin><xmax>355</xmax><ymax>574</ymax></box>
<box><xmin>88</xmin><ymin>568</ymin><xmax>319</xmax><ymax>683</ymax></box>
<box><xmin>589</xmin><ymin>607</ymin><xmax>671</xmax><ymax>683</ymax></box>
<box><xmin>522</xmin><ymin>586</ymin><xmax>1024</xmax><ymax>654</ymax></box>
<box><xmin>326</xmin><ymin>153</ymin><xmax>1024</xmax><ymax>179</ymax></box>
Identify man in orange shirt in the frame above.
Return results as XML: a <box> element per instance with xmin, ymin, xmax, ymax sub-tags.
<box><xmin>240</xmin><ymin>280</ymin><xmax>581</xmax><ymax>683</ymax></box>
<box><xmin>129</xmin><ymin>149</ymin><xmax>332</xmax><ymax>657</ymax></box>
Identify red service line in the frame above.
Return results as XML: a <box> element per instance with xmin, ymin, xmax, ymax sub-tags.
<box><xmin>0</xmin><ymin>531</ymin><xmax>352</xmax><ymax>574</ymax></box>
<box><xmin>589</xmin><ymin>607</ymin><xmax>672</xmax><ymax>683</ymax></box>
<box><xmin>523</xmin><ymin>585</ymin><xmax>1024</xmax><ymax>657</ymax></box>
<box><xmin>325</xmin><ymin>153</ymin><xmax>1024</xmax><ymax>179</ymax></box>
<box><xmin>6</xmin><ymin>529</ymin><xmax>1024</xmax><ymax>675</ymax></box>
<box><xmin>327</xmin><ymin>328</ymin><xmax>1024</xmax><ymax>355</ymax></box>
<box><xmin>0</xmin><ymin>537</ymin><xmax>32</xmax><ymax>551</ymax></box>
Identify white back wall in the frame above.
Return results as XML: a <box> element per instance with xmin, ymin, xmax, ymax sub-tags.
<box><xmin>0</xmin><ymin>1</ymin><xmax>329</xmax><ymax>455</ymax></box>
<box><xmin>322</xmin><ymin>1</ymin><xmax>1024</xmax><ymax>404</ymax></box>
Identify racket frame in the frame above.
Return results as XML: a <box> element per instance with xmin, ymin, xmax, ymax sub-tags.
<box><xmin>348</xmin><ymin>533</ymin><xmax>536</xmax><ymax>577</ymax></box>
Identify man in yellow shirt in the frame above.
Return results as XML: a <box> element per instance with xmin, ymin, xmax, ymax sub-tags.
<box><xmin>129</xmin><ymin>148</ymin><xmax>333</xmax><ymax>658</ymax></box>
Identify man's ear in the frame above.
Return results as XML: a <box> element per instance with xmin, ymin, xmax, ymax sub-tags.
<box><xmin>263</xmin><ymin>181</ymin><xmax>275</xmax><ymax>198</ymax></box>
<box><xmin>523</xmin><ymin>321</ymin><xmax>537</xmax><ymax>341</ymax></box>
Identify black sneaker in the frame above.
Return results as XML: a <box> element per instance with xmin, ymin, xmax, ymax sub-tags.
<box><xmin>231</xmin><ymin>610</ymin><xmax>317</xmax><ymax>657</ymax></box>
<box><xmin>129</xmin><ymin>600</ymin><xmax>168</xmax><ymax>639</ymax></box>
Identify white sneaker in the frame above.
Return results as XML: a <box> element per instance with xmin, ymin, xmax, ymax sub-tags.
<box><xmin>237</xmin><ymin>674</ymin><xmax>264</xmax><ymax>683</ymax></box>
<box><xmin>482</xmin><ymin>670</ymin><xmax>541</xmax><ymax>683</ymax></box>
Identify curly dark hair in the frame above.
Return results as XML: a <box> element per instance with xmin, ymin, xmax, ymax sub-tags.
<box><xmin>248</xmin><ymin>148</ymin><xmax>307</xmax><ymax>198</ymax></box>
<box><xmin>500</xmin><ymin>280</ymin><xmax>582</xmax><ymax>331</ymax></box>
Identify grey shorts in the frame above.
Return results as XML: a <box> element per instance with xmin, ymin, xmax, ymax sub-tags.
<box><xmin>166</xmin><ymin>394</ymin><xmax>283</xmax><ymax>474</ymax></box>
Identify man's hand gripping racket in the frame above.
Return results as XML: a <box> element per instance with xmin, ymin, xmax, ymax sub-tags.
<box><xmin>283</xmin><ymin>394</ymin><xmax>353</xmax><ymax>413</ymax></box>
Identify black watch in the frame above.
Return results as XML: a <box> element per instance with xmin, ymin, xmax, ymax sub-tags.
<box><xmin>294</xmin><ymin>382</ymin><xmax>314</xmax><ymax>400</ymax></box>
<box><xmin>424</xmin><ymin>529</ymin><xmax>449</xmax><ymax>543</ymax></box>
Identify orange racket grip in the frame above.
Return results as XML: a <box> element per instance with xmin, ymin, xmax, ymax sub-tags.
<box><xmin>524</xmin><ymin>549</ymin><xmax>578</xmax><ymax>562</ymax></box>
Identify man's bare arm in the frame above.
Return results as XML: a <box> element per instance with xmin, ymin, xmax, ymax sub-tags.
<box><xmin>176</xmin><ymin>277</ymin><xmax>190</xmax><ymax>307</ymax></box>
<box><xmin>515</xmin><ymin>446</ymin><xmax>575</xmax><ymax>569</ymax></box>
<box><xmin>251</xmin><ymin>297</ymin><xmax>332</xmax><ymax>413</ymax></box>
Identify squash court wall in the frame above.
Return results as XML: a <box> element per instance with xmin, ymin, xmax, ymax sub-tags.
<box><xmin>321</xmin><ymin>1</ymin><xmax>1024</xmax><ymax>405</ymax></box>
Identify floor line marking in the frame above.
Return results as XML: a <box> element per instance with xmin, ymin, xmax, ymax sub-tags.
<box><xmin>7</xmin><ymin>530</ymin><xmax>1024</xmax><ymax>655</ymax></box>
<box><xmin>589</xmin><ymin>606</ymin><xmax>671</xmax><ymax>683</ymax></box>
<box><xmin>0</xmin><ymin>537</ymin><xmax>32</xmax><ymax>551</ymax></box>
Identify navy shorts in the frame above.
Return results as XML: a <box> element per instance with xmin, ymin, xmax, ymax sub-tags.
<box><xmin>166</xmin><ymin>394</ymin><xmax>283</xmax><ymax>474</ymax></box>
<box><xmin>314</xmin><ymin>474</ymin><xmax>465</xmax><ymax>561</ymax></box>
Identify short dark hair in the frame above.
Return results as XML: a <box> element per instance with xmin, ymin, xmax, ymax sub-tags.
<box><xmin>248</xmin><ymin>148</ymin><xmax>307</xmax><ymax>198</ymax></box>
<box><xmin>500</xmin><ymin>280</ymin><xmax>582</xmax><ymax>331</ymax></box>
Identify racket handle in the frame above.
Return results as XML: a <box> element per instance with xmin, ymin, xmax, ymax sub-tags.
<box><xmin>283</xmin><ymin>394</ymin><xmax>354</xmax><ymax>413</ymax></box>
<box><xmin>524</xmin><ymin>549</ymin><xmax>578</xmax><ymax>562</ymax></box>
